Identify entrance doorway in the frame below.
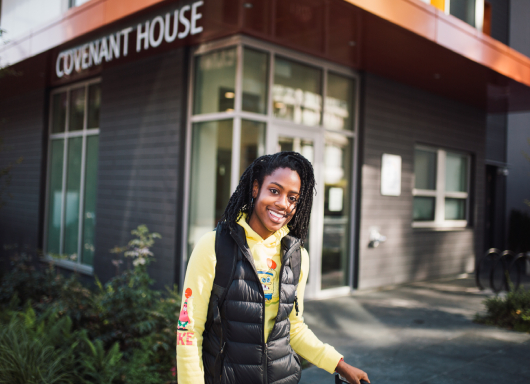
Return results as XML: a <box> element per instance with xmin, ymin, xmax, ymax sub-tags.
<box><xmin>268</xmin><ymin>123</ymin><xmax>354</xmax><ymax>298</ymax></box>
<box><xmin>184</xmin><ymin>36</ymin><xmax>359</xmax><ymax>299</ymax></box>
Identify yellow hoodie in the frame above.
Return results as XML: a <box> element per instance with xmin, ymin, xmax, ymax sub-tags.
<box><xmin>176</xmin><ymin>215</ymin><xmax>343</xmax><ymax>384</ymax></box>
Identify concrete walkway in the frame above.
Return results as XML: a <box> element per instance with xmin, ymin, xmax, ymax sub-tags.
<box><xmin>300</xmin><ymin>275</ymin><xmax>530</xmax><ymax>384</ymax></box>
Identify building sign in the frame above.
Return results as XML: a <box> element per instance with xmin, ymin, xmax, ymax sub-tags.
<box><xmin>381</xmin><ymin>153</ymin><xmax>401</xmax><ymax>196</ymax></box>
<box><xmin>55</xmin><ymin>1</ymin><xmax>204</xmax><ymax>78</ymax></box>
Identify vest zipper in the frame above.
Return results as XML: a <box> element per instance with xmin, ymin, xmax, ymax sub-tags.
<box><xmin>231</xmin><ymin>232</ymin><xmax>299</xmax><ymax>384</ymax></box>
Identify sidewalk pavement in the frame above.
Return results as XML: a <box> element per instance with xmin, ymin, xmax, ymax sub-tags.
<box><xmin>300</xmin><ymin>275</ymin><xmax>530</xmax><ymax>384</ymax></box>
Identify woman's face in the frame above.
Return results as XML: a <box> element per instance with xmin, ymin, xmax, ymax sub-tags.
<box><xmin>248</xmin><ymin>167</ymin><xmax>301</xmax><ymax>240</ymax></box>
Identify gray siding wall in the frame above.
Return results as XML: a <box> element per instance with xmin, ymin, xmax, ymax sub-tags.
<box><xmin>510</xmin><ymin>0</ymin><xmax>530</xmax><ymax>57</ymax></box>
<box><xmin>505</xmin><ymin>112</ymin><xmax>530</xmax><ymax>217</ymax></box>
<box><xmin>358</xmin><ymin>74</ymin><xmax>485</xmax><ymax>289</ymax></box>
<box><xmin>94</xmin><ymin>48</ymin><xmax>187</xmax><ymax>289</ymax></box>
<box><xmin>0</xmin><ymin>90</ymin><xmax>45</xmax><ymax>259</ymax></box>
<box><xmin>486</xmin><ymin>113</ymin><xmax>507</xmax><ymax>164</ymax></box>
<box><xmin>488</xmin><ymin>0</ymin><xmax>510</xmax><ymax>45</ymax></box>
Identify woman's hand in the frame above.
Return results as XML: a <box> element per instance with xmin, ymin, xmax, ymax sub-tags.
<box><xmin>335</xmin><ymin>359</ymin><xmax>370</xmax><ymax>384</ymax></box>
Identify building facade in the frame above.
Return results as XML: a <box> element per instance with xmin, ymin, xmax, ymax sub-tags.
<box><xmin>1</xmin><ymin>0</ymin><xmax>529</xmax><ymax>298</ymax></box>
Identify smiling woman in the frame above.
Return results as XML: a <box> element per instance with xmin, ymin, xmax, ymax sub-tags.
<box><xmin>248</xmin><ymin>167</ymin><xmax>301</xmax><ymax>239</ymax></box>
<box><xmin>177</xmin><ymin>152</ymin><xmax>369</xmax><ymax>384</ymax></box>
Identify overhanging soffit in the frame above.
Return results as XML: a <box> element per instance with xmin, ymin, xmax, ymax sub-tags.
<box><xmin>1</xmin><ymin>0</ymin><xmax>529</xmax><ymax>112</ymax></box>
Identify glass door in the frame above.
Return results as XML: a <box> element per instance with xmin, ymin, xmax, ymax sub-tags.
<box><xmin>267</xmin><ymin>124</ymin><xmax>323</xmax><ymax>298</ymax></box>
<box><xmin>267</xmin><ymin>124</ymin><xmax>354</xmax><ymax>298</ymax></box>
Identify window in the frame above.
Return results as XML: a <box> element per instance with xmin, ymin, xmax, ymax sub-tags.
<box><xmin>186</xmin><ymin>37</ymin><xmax>358</xmax><ymax>296</ymax></box>
<box><xmin>413</xmin><ymin>146</ymin><xmax>470</xmax><ymax>227</ymax></box>
<box><xmin>45</xmin><ymin>80</ymin><xmax>100</xmax><ymax>271</ymax></box>
<box><xmin>449</xmin><ymin>0</ymin><xmax>476</xmax><ymax>27</ymax></box>
<box><xmin>69</xmin><ymin>0</ymin><xmax>91</xmax><ymax>8</ymax></box>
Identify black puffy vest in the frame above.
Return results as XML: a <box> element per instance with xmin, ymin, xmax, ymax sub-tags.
<box><xmin>202</xmin><ymin>223</ymin><xmax>302</xmax><ymax>384</ymax></box>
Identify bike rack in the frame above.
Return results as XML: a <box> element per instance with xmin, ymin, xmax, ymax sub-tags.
<box><xmin>475</xmin><ymin>249</ymin><xmax>529</xmax><ymax>292</ymax></box>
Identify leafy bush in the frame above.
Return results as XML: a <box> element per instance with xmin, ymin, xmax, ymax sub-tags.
<box><xmin>475</xmin><ymin>286</ymin><xmax>530</xmax><ymax>332</ymax></box>
<box><xmin>0</xmin><ymin>307</ymin><xmax>77</xmax><ymax>384</ymax></box>
<box><xmin>0</xmin><ymin>225</ymin><xmax>180</xmax><ymax>384</ymax></box>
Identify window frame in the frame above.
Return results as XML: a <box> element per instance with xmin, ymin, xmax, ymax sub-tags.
<box><xmin>43</xmin><ymin>77</ymin><xmax>101</xmax><ymax>275</ymax></box>
<box><xmin>181</xmin><ymin>35</ymin><xmax>360</xmax><ymax>294</ymax></box>
<box><xmin>412</xmin><ymin>144</ymin><xmax>471</xmax><ymax>229</ymax></box>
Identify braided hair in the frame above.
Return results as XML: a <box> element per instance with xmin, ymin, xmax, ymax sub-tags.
<box><xmin>219</xmin><ymin>151</ymin><xmax>316</xmax><ymax>244</ymax></box>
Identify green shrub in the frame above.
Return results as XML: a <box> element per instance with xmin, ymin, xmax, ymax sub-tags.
<box><xmin>0</xmin><ymin>225</ymin><xmax>180</xmax><ymax>384</ymax></box>
<box><xmin>0</xmin><ymin>307</ymin><xmax>77</xmax><ymax>384</ymax></box>
<box><xmin>475</xmin><ymin>285</ymin><xmax>530</xmax><ymax>332</ymax></box>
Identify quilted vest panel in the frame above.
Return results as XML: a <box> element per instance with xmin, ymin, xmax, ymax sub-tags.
<box><xmin>202</xmin><ymin>224</ymin><xmax>301</xmax><ymax>384</ymax></box>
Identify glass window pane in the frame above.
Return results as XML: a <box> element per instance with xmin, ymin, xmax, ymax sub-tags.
<box><xmin>240</xmin><ymin>120</ymin><xmax>266</xmax><ymax>176</ymax></box>
<box><xmin>63</xmin><ymin>137</ymin><xmax>83</xmax><ymax>259</ymax></box>
<box><xmin>450</xmin><ymin>0</ymin><xmax>476</xmax><ymax>27</ymax></box>
<box><xmin>188</xmin><ymin>120</ymin><xmax>233</xmax><ymax>253</ymax></box>
<box><xmin>414</xmin><ymin>149</ymin><xmax>437</xmax><ymax>190</ymax></box>
<box><xmin>445</xmin><ymin>198</ymin><xmax>466</xmax><ymax>220</ymax></box>
<box><xmin>69</xmin><ymin>87</ymin><xmax>85</xmax><ymax>131</ymax></box>
<box><xmin>193</xmin><ymin>48</ymin><xmax>237</xmax><ymax>115</ymax></box>
<box><xmin>243</xmin><ymin>48</ymin><xmax>268</xmax><ymax>114</ymax></box>
<box><xmin>87</xmin><ymin>83</ymin><xmax>101</xmax><ymax>129</ymax></box>
<box><xmin>324</xmin><ymin>73</ymin><xmax>355</xmax><ymax>131</ymax></box>
<box><xmin>413</xmin><ymin>196</ymin><xmax>435</xmax><ymax>221</ymax></box>
<box><xmin>82</xmin><ymin>136</ymin><xmax>99</xmax><ymax>266</ymax></box>
<box><xmin>445</xmin><ymin>152</ymin><xmax>468</xmax><ymax>192</ymax></box>
<box><xmin>277</xmin><ymin>137</ymin><xmax>314</xmax><ymax>163</ymax></box>
<box><xmin>51</xmin><ymin>92</ymin><xmax>67</xmax><ymax>134</ymax></box>
<box><xmin>273</xmin><ymin>57</ymin><xmax>322</xmax><ymax>126</ymax></box>
<box><xmin>321</xmin><ymin>132</ymin><xmax>353</xmax><ymax>289</ymax></box>
<box><xmin>46</xmin><ymin>139</ymin><xmax>64</xmax><ymax>255</ymax></box>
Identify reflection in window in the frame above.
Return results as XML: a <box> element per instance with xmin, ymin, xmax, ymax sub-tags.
<box><xmin>321</xmin><ymin>132</ymin><xmax>352</xmax><ymax>289</ymax></box>
<box><xmin>414</xmin><ymin>149</ymin><xmax>437</xmax><ymax>190</ymax></box>
<box><xmin>277</xmin><ymin>137</ymin><xmax>314</xmax><ymax>163</ymax></box>
<box><xmin>188</xmin><ymin>120</ymin><xmax>233</xmax><ymax>253</ymax></box>
<box><xmin>51</xmin><ymin>93</ymin><xmax>67</xmax><ymax>134</ymax></box>
<box><xmin>243</xmin><ymin>48</ymin><xmax>268</xmax><ymax>114</ymax></box>
<box><xmin>69</xmin><ymin>0</ymin><xmax>91</xmax><ymax>8</ymax></box>
<box><xmin>194</xmin><ymin>48</ymin><xmax>237</xmax><ymax>115</ymax></box>
<box><xmin>46</xmin><ymin>82</ymin><xmax>100</xmax><ymax>266</ymax></box>
<box><xmin>450</xmin><ymin>0</ymin><xmax>476</xmax><ymax>27</ymax></box>
<box><xmin>240</xmin><ymin>120</ymin><xmax>266</xmax><ymax>175</ymax></box>
<box><xmin>413</xmin><ymin>196</ymin><xmax>435</xmax><ymax>221</ymax></box>
<box><xmin>413</xmin><ymin>146</ymin><xmax>470</xmax><ymax>225</ymax></box>
<box><xmin>324</xmin><ymin>73</ymin><xmax>355</xmax><ymax>131</ymax></box>
<box><xmin>273</xmin><ymin>57</ymin><xmax>322</xmax><ymax>126</ymax></box>
<box><xmin>445</xmin><ymin>152</ymin><xmax>467</xmax><ymax>192</ymax></box>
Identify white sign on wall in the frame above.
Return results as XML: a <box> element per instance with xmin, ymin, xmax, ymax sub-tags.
<box><xmin>55</xmin><ymin>1</ymin><xmax>204</xmax><ymax>78</ymax></box>
<box><xmin>381</xmin><ymin>153</ymin><xmax>401</xmax><ymax>196</ymax></box>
